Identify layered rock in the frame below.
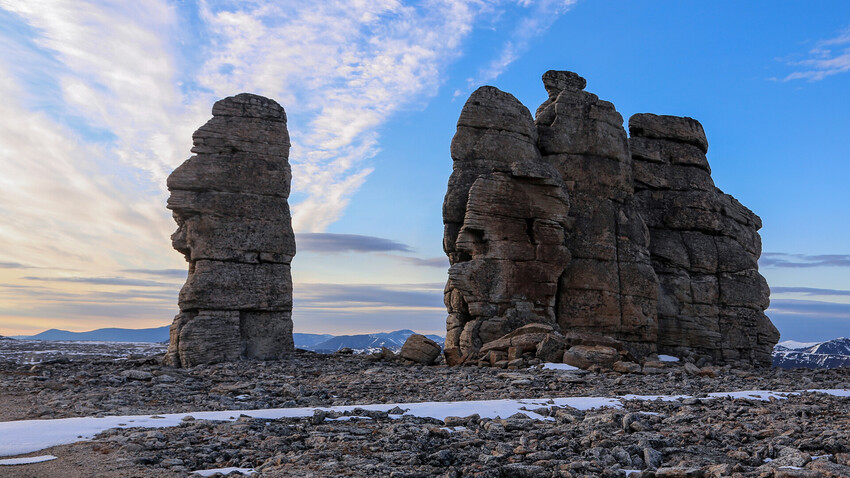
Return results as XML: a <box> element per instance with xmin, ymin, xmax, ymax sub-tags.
<box><xmin>442</xmin><ymin>71</ymin><xmax>779</xmax><ymax>367</ymax></box>
<box><xmin>535</xmin><ymin>71</ymin><xmax>659</xmax><ymax>359</ymax></box>
<box><xmin>443</xmin><ymin>86</ymin><xmax>571</xmax><ymax>359</ymax></box>
<box><xmin>629</xmin><ymin>113</ymin><xmax>779</xmax><ymax>365</ymax></box>
<box><xmin>164</xmin><ymin>93</ymin><xmax>295</xmax><ymax>367</ymax></box>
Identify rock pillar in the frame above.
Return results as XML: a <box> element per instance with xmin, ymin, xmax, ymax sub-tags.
<box><xmin>443</xmin><ymin>86</ymin><xmax>571</xmax><ymax>359</ymax></box>
<box><xmin>535</xmin><ymin>71</ymin><xmax>658</xmax><ymax>358</ymax></box>
<box><xmin>164</xmin><ymin>93</ymin><xmax>295</xmax><ymax>367</ymax></box>
<box><xmin>629</xmin><ymin>113</ymin><xmax>779</xmax><ymax>366</ymax></box>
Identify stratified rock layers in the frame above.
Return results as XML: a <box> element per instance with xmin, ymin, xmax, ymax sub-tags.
<box><xmin>443</xmin><ymin>87</ymin><xmax>571</xmax><ymax>358</ymax></box>
<box><xmin>629</xmin><ymin>113</ymin><xmax>779</xmax><ymax>365</ymax></box>
<box><xmin>443</xmin><ymin>71</ymin><xmax>778</xmax><ymax>366</ymax></box>
<box><xmin>535</xmin><ymin>71</ymin><xmax>659</xmax><ymax>359</ymax></box>
<box><xmin>164</xmin><ymin>93</ymin><xmax>295</xmax><ymax>368</ymax></box>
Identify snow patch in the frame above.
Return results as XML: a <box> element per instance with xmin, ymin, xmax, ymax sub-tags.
<box><xmin>0</xmin><ymin>455</ymin><xmax>57</xmax><ymax>465</ymax></box>
<box><xmin>192</xmin><ymin>467</ymin><xmax>255</xmax><ymax>476</ymax></box>
<box><xmin>658</xmin><ymin>355</ymin><xmax>679</xmax><ymax>362</ymax></box>
<box><xmin>0</xmin><ymin>389</ymin><xmax>846</xmax><ymax>457</ymax></box>
<box><xmin>326</xmin><ymin>416</ymin><xmax>373</xmax><ymax>421</ymax></box>
<box><xmin>541</xmin><ymin>363</ymin><xmax>579</xmax><ymax>371</ymax></box>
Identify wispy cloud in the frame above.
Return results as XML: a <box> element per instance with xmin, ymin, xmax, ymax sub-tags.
<box><xmin>768</xmin><ymin>299</ymin><xmax>850</xmax><ymax>319</ymax></box>
<box><xmin>297</xmin><ymin>233</ymin><xmax>413</xmax><ymax>254</ymax></box>
<box><xmin>295</xmin><ymin>282</ymin><xmax>444</xmax><ymax>310</ymax></box>
<box><xmin>22</xmin><ymin>276</ymin><xmax>177</xmax><ymax>288</ymax></box>
<box><xmin>760</xmin><ymin>252</ymin><xmax>850</xmax><ymax>268</ymax></box>
<box><xmin>772</xmin><ymin>287</ymin><xmax>850</xmax><ymax>297</ymax></box>
<box><xmin>0</xmin><ymin>1</ymin><xmax>573</xmax><ymax>334</ymax></box>
<box><xmin>466</xmin><ymin>0</ymin><xmax>577</xmax><ymax>89</ymax></box>
<box><xmin>389</xmin><ymin>255</ymin><xmax>450</xmax><ymax>268</ymax></box>
<box><xmin>197</xmin><ymin>0</ymin><xmax>485</xmax><ymax>231</ymax></box>
<box><xmin>121</xmin><ymin>269</ymin><xmax>187</xmax><ymax>278</ymax></box>
<box><xmin>776</xmin><ymin>25</ymin><xmax>850</xmax><ymax>82</ymax></box>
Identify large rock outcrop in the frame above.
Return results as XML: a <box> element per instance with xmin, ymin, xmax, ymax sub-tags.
<box><xmin>535</xmin><ymin>71</ymin><xmax>659</xmax><ymax>359</ymax></box>
<box><xmin>442</xmin><ymin>71</ymin><xmax>778</xmax><ymax>367</ymax></box>
<box><xmin>164</xmin><ymin>93</ymin><xmax>295</xmax><ymax>368</ymax></box>
<box><xmin>443</xmin><ymin>86</ymin><xmax>571</xmax><ymax>360</ymax></box>
<box><xmin>629</xmin><ymin>113</ymin><xmax>779</xmax><ymax>365</ymax></box>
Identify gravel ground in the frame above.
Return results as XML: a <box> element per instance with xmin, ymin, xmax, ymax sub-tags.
<box><xmin>1</xmin><ymin>339</ymin><xmax>849</xmax><ymax>477</ymax></box>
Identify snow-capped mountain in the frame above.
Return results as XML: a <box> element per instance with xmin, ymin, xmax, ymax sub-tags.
<box><xmin>301</xmin><ymin>329</ymin><xmax>444</xmax><ymax>353</ymax></box>
<box><xmin>773</xmin><ymin>337</ymin><xmax>850</xmax><ymax>369</ymax></box>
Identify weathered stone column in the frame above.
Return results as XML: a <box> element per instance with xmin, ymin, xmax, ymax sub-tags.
<box><xmin>442</xmin><ymin>86</ymin><xmax>571</xmax><ymax>360</ymax></box>
<box><xmin>535</xmin><ymin>71</ymin><xmax>658</xmax><ymax>359</ymax></box>
<box><xmin>163</xmin><ymin>93</ymin><xmax>295</xmax><ymax>367</ymax></box>
<box><xmin>629</xmin><ymin>113</ymin><xmax>779</xmax><ymax>366</ymax></box>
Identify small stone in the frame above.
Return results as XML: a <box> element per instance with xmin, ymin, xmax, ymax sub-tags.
<box><xmin>120</xmin><ymin>370</ymin><xmax>153</xmax><ymax>381</ymax></box>
<box><xmin>613</xmin><ymin>361</ymin><xmax>642</xmax><ymax>374</ymax></box>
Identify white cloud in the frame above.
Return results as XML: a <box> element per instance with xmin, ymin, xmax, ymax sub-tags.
<box><xmin>778</xmin><ymin>26</ymin><xmax>850</xmax><ymax>82</ymax></box>
<box><xmin>0</xmin><ymin>0</ymin><xmax>576</xmax><ymax>333</ymax></box>
<box><xmin>469</xmin><ymin>0</ymin><xmax>577</xmax><ymax>87</ymax></box>
<box><xmin>196</xmin><ymin>0</ymin><xmax>484</xmax><ymax>231</ymax></box>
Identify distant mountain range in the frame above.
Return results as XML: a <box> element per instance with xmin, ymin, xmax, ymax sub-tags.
<box><xmin>15</xmin><ymin>326</ymin><xmax>171</xmax><ymax>343</ymax></box>
<box><xmin>9</xmin><ymin>327</ymin><xmax>444</xmax><ymax>352</ymax></box>
<box><xmin>300</xmin><ymin>329</ymin><xmax>444</xmax><ymax>353</ymax></box>
<box><xmin>773</xmin><ymin>337</ymin><xmax>850</xmax><ymax>369</ymax></box>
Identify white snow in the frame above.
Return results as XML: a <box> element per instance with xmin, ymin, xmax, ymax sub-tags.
<box><xmin>620</xmin><ymin>393</ymin><xmax>690</xmax><ymax>402</ymax></box>
<box><xmin>658</xmin><ymin>355</ymin><xmax>680</xmax><ymax>362</ymax></box>
<box><xmin>706</xmin><ymin>390</ymin><xmax>794</xmax><ymax>401</ymax></box>
<box><xmin>778</xmin><ymin>340</ymin><xmax>820</xmax><ymax>349</ymax></box>
<box><xmin>541</xmin><ymin>362</ymin><xmax>579</xmax><ymax>371</ymax></box>
<box><xmin>0</xmin><ymin>455</ymin><xmax>57</xmax><ymax>465</ymax></box>
<box><xmin>440</xmin><ymin>426</ymin><xmax>468</xmax><ymax>433</ymax></box>
<box><xmin>326</xmin><ymin>416</ymin><xmax>373</xmax><ymax>421</ymax></box>
<box><xmin>0</xmin><ymin>389</ymin><xmax>846</xmax><ymax>458</ymax></box>
<box><xmin>192</xmin><ymin>466</ymin><xmax>255</xmax><ymax>476</ymax></box>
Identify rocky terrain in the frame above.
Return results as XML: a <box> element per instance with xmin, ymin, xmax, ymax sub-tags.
<box><xmin>1</xmin><ymin>341</ymin><xmax>848</xmax><ymax>477</ymax></box>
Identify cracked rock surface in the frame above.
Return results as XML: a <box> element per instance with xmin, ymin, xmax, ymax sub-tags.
<box><xmin>164</xmin><ymin>93</ymin><xmax>295</xmax><ymax>368</ymax></box>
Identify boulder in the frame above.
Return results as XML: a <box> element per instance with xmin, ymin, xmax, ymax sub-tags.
<box><xmin>562</xmin><ymin>345</ymin><xmax>620</xmax><ymax>370</ymax></box>
<box><xmin>535</xmin><ymin>334</ymin><xmax>567</xmax><ymax>363</ymax></box>
<box><xmin>399</xmin><ymin>334</ymin><xmax>441</xmax><ymax>365</ymax></box>
<box><xmin>478</xmin><ymin>323</ymin><xmax>565</xmax><ymax>358</ymax></box>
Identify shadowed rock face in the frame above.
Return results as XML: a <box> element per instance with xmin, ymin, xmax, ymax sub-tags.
<box><xmin>164</xmin><ymin>93</ymin><xmax>295</xmax><ymax>368</ymax></box>
<box><xmin>629</xmin><ymin>113</ymin><xmax>779</xmax><ymax>365</ymax></box>
<box><xmin>443</xmin><ymin>71</ymin><xmax>779</xmax><ymax>366</ymax></box>
<box><xmin>443</xmin><ymin>86</ymin><xmax>571</xmax><ymax>358</ymax></box>
<box><xmin>535</xmin><ymin>71</ymin><xmax>659</xmax><ymax>359</ymax></box>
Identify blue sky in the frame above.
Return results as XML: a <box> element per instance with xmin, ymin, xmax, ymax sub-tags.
<box><xmin>0</xmin><ymin>1</ymin><xmax>848</xmax><ymax>342</ymax></box>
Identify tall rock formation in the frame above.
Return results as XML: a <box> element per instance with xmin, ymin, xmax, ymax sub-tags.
<box><xmin>629</xmin><ymin>113</ymin><xmax>779</xmax><ymax>365</ymax></box>
<box><xmin>443</xmin><ymin>86</ymin><xmax>571</xmax><ymax>359</ymax></box>
<box><xmin>535</xmin><ymin>71</ymin><xmax>659</xmax><ymax>359</ymax></box>
<box><xmin>442</xmin><ymin>71</ymin><xmax>779</xmax><ymax>367</ymax></box>
<box><xmin>164</xmin><ymin>93</ymin><xmax>295</xmax><ymax>368</ymax></box>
